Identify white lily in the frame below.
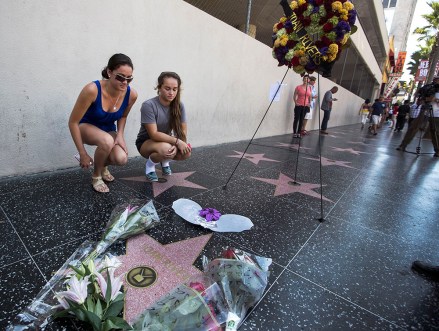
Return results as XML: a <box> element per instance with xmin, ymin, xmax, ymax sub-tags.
<box><xmin>57</xmin><ymin>276</ymin><xmax>90</xmax><ymax>305</ymax></box>
<box><xmin>99</xmin><ymin>255</ymin><xmax>122</xmax><ymax>271</ymax></box>
<box><xmin>95</xmin><ymin>270</ymin><xmax>124</xmax><ymax>301</ymax></box>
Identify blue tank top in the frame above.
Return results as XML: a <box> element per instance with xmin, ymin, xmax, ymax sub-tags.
<box><xmin>80</xmin><ymin>80</ymin><xmax>131</xmax><ymax>132</ymax></box>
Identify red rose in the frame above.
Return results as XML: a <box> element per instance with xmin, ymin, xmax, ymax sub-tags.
<box><xmin>321</xmin><ymin>36</ymin><xmax>332</xmax><ymax>46</ymax></box>
<box><xmin>315</xmin><ymin>0</ymin><xmax>324</xmax><ymax>5</ymax></box>
<box><xmin>277</xmin><ymin>22</ymin><xmax>284</xmax><ymax>30</ymax></box>
<box><xmin>285</xmin><ymin>27</ymin><xmax>294</xmax><ymax>34</ymax></box>
<box><xmin>315</xmin><ymin>41</ymin><xmax>324</xmax><ymax>49</ymax></box>
<box><xmin>323</xmin><ymin>22</ymin><xmax>333</xmax><ymax>32</ymax></box>
<box><xmin>222</xmin><ymin>248</ymin><xmax>236</xmax><ymax>259</ymax></box>
<box><xmin>291</xmin><ymin>56</ymin><xmax>301</xmax><ymax>66</ymax></box>
<box><xmin>302</xmin><ymin>17</ymin><xmax>312</xmax><ymax>26</ymax></box>
<box><xmin>326</xmin><ymin>12</ymin><xmax>335</xmax><ymax>19</ymax></box>
<box><xmin>286</xmin><ymin>40</ymin><xmax>297</xmax><ymax>48</ymax></box>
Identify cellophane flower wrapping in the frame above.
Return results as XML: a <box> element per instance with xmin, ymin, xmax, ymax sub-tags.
<box><xmin>131</xmin><ymin>249</ymin><xmax>271</xmax><ymax>331</ymax></box>
<box><xmin>6</xmin><ymin>241</ymin><xmax>95</xmax><ymax>331</ymax></box>
<box><xmin>131</xmin><ymin>275</ymin><xmax>229</xmax><ymax>331</ymax></box>
<box><xmin>8</xmin><ymin>199</ymin><xmax>160</xmax><ymax>330</ymax></box>
<box><xmin>203</xmin><ymin>248</ymin><xmax>272</xmax><ymax>330</ymax></box>
<box><xmin>88</xmin><ymin>199</ymin><xmax>160</xmax><ymax>262</ymax></box>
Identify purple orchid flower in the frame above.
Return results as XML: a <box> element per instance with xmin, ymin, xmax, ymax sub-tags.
<box><xmin>199</xmin><ymin>208</ymin><xmax>222</xmax><ymax>222</ymax></box>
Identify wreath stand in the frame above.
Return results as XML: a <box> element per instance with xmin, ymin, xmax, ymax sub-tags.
<box><xmin>222</xmin><ymin>68</ymin><xmax>328</xmax><ymax>223</ymax></box>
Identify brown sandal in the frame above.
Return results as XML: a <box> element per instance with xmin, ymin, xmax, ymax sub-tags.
<box><xmin>101</xmin><ymin>167</ymin><xmax>115</xmax><ymax>182</ymax></box>
<box><xmin>92</xmin><ymin>176</ymin><xmax>109</xmax><ymax>193</ymax></box>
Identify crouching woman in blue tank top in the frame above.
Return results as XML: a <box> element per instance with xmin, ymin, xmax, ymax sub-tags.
<box><xmin>68</xmin><ymin>53</ymin><xmax>138</xmax><ymax>193</ymax></box>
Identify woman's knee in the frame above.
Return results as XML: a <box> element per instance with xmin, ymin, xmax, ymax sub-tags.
<box><xmin>113</xmin><ymin>151</ymin><xmax>128</xmax><ymax>165</ymax></box>
<box><xmin>97</xmin><ymin>135</ymin><xmax>115</xmax><ymax>153</ymax></box>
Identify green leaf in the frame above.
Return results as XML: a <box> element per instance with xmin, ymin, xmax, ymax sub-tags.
<box><xmin>68</xmin><ymin>264</ymin><xmax>85</xmax><ymax>277</ymax></box>
<box><xmin>105</xmin><ymin>271</ymin><xmax>112</xmax><ymax>303</ymax></box>
<box><xmin>95</xmin><ymin>298</ymin><xmax>103</xmax><ymax>319</ymax></box>
<box><xmin>52</xmin><ymin>309</ymin><xmax>70</xmax><ymax>319</ymax></box>
<box><xmin>71</xmin><ymin>307</ymin><xmax>87</xmax><ymax>322</ymax></box>
<box><xmin>86</xmin><ymin>295</ymin><xmax>95</xmax><ymax>312</ymax></box>
<box><xmin>103</xmin><ymin>300</ymin><xmax>124</xmax><ymax>319</ymax></box>
<box><xmin>105</xmin><ymin>316</ymin><xmax>133</xmax><ymax>330</ymax></box>
<box><xmin>350</xmin><ymin>25</ymin><xmax>357</xmax><ymax>35</ymax></box>
<box><xmin>84</xmin><ymin>310</ymin><xmax>102</xmax><ymax>331</ymax></box>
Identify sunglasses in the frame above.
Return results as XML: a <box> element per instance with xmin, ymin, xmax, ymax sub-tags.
<box><xmin>114</xmin><ymin>73</ymin><xmax>133</xmax><ymax>83</ymax></box>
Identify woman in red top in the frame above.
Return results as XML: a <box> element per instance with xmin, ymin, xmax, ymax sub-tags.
<box><xmin>292</xmin><ymin>75</ymin><xmax>312</xmax><ymax>138</ymax></box>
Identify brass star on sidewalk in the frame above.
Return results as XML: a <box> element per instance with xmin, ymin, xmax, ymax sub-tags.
<box><xmin>302</xmin><ymin>156</ymin><xmax>356</xmax><ymax>169</ymax></box>
<box><xmin>330</xmin><ymin>147</ymin><xmax>370</xmax><ymax>155</ymax></box>
<box><xmin>115</xmin><ymin>233</ymin><xmax>212</xmax><ymax>324</ymax></box>
<box><xmin>226</xmin><ymin>150</ymin><xmax>280</xmax><ymax>165</ymax></box>
<box><xmin>120</xmin><ymin>171</ymin><xmax>207</xmax><ymax>197</ymax></box>
<box><xmin>251</xmin><ymin>172</ymin><xmax>332</xmax><ymax>201</ymax></box>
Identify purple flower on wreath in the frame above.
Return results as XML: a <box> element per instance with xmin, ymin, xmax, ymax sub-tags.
<box><xmin>199</xmin><ymin>208</ymin><xmax>221</xmax><ymax>222</ymax></box>
<box><xmin>284</xmin><ymin>20</ymin><xmax>293</xmax><ymax>30</ymax></box>
<box><xmin>348</xmin><ymin>10</ymin><xmax>357</xmax><ymax>25</ymax></box>
<box><xmin>319</xmin><ymin>46</ymin><xmax>329</xmax><ymax>55</ymax></box>
<box><xmin>336</xmin><ymin>21</ymin><xmax>351</xmax><ymax>34</ymax></box>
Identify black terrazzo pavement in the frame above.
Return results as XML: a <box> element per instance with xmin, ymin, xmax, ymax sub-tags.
<box><xmin>1</xmin><ymin>123</ymin><xmax>439</xmax><ymax>330</ymax></box>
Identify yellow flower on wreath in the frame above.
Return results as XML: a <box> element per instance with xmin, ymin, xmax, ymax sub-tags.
<box><xmin>290</xmin><ymin>1</ymin><xmax>298</xmax><ymax>10</ymax></box>
<box><xmin>280</xmin><ymin>35</ymin><xmax>289</xmax><ymax>46</ymax></box>
<box><xmin>343</xmin><ymin>2</ymin><xmax>354</xmax><ymax>11</ymax></box>
<box><xmin>298</xmin><ymin>0</ymin><xmax>306</xmax><ymax>6</ymax></box>
<box><xmin>332</xmin><ymin>1</ymin><xmax>343</xmax><ymax>12</ymax></box>
<box><xmin>294</xmin><ymin>49</ymin><xmax>305</xmax><ymax>57</ymax></box>
<box><xmin>339</xmin><ymin>9</ymin><xmax>348</xmax><ymax>18</ymax></box>
<box><xmin>293</xmin><ymin>65</ymin><xmax>305</xmax><ymax>74</ymax></box>
<box><xmin>340</xmin><ymin>34</ymin><xmax>349</xmax><ymax>45</ymax></box>
<box><xmin>279</xmin><ymin>17</ymin><xmax>287</xmax><ymax>23</ymax></box>
<box><xmin>328</xmin><ymin>44</ymin><xmax>339</xmax><ymax>55</ymax></box>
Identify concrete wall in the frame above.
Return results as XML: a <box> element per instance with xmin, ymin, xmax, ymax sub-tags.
<box><xmin>0</xmin><ymin>0</ymin><xmax>365</xmax><ymax>178</ymax></box>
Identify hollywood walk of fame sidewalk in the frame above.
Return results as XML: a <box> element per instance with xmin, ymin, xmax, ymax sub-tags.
<box><xmin>1</xmin><ymin>124</ymin><xmax>439</xmax><ymax>330</ymax></box>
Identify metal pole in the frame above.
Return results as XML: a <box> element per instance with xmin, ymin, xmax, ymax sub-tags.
<box><xmin>245</xmin><ymin>0</ymin><xmax>252</xmax><ymax>34</ymax></box>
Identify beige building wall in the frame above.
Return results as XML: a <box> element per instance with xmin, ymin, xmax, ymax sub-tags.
<box><xmin>0</xmin><ymin>0</ymin><xmax>372</xmax><ymax>178</ymax></box>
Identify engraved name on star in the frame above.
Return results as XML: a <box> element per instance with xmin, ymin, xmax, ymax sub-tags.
<box><xmin>120</xmin><ymin>171</ymin><xmax>207</xmax><ymax>197</ymax></box>
<box><xmin>115</xmin><ymin>233</ymin><xmax>212</xmax><ymax>323</ymax></box>
<box><xmin>276</xmin><ymin>142</ymin><xmax>311</xmax><ymax>150</ymax></box>
<box><xmin>330</xmin><ymin>147</ymin><xmax>370</xmax><ymax>155</ymax></box>
<box><xmin>251</xmin><ymin>172</ymin><xmax>332</xmax><ymax>201</ymax></box>
<box><xmin>226</xmin><ymin>150</ymin><xmax>281</xmax><ymax>165</ymax></box>
<box><xmin>302</xmin><ymin>156</ymin><xmax>356</xmax><ymax>169</ymax></box>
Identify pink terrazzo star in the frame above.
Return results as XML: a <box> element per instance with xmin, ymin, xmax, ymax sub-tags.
<box><xmin>276</xmin><ymin>142</ymin><xmax>311</xmax><ymax>150</ymax></box>
<box><xmin>120</xmin><ymin>171</ymin><xmax>207</xmax><ymax>197</ymax></box>
<box><xmin>115</xmin><ymin>233</ymin><xmax>212</xmax><ymax>324</ymax></box>
<box><xmin>251</xmin><ymin>172</ymin><xmax>332</xmax><ymax>201</ymax></box>
<box><xmin>302</xmin><ymin>156</ymin><xmax>356</xmax><ymax>169</ymax></box>
<box><xmin>330</xmin><ymin>147</ymin><xmax>370</xmax><ymax>155</ymax></box>
<box><xmin>226</xmin><ymin>150</ymin><xmax>280</xmax><ymax>165</ymax></box>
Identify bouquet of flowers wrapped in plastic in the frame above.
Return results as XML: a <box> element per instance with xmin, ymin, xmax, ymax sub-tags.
<box><xmin>132</xmin><ymin>248</ymin><xmax>272</xmax><ymax>330</ymax></box>
<box><xmin>132</xmin><ymin>275</ymin><xmax>229</xmax><ymax>330</ymax></box>
<box><xmin>86</xmin><ymin>199</ymin><xmax>160</xmax><ymax>262</ymax></box>
<box><xmin>52</xmin><ymin>254</ymin><xmax>131</xmax><ymax>331</ymax></box>
<box><xmin>203</xmin><ymin>248</ymin><xmax>272</xmax><ymax>331</ymax></box>
<box><xmin>8</xmin><ymin>199</ymin><xmax>160</xmax><ymax>330</ymax></box>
